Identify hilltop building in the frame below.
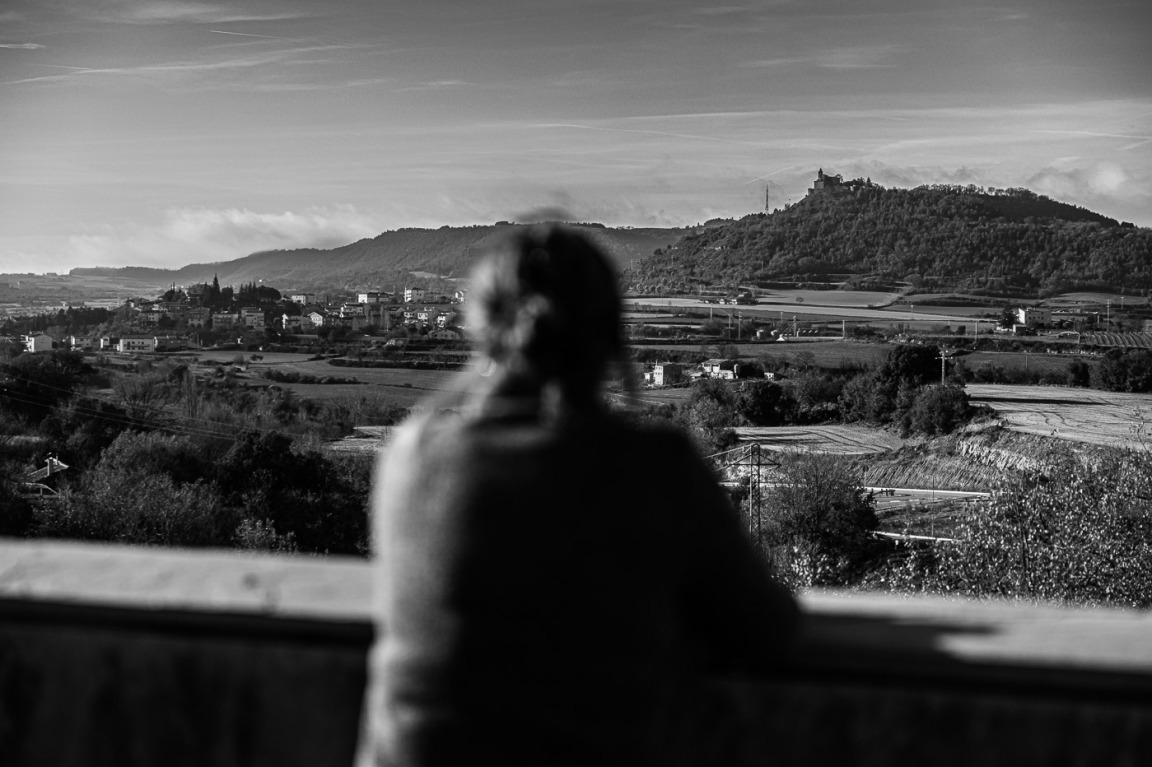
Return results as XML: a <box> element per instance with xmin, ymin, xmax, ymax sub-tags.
<box><xmin>806</xmin><ymin>168</ymin><xmax>876</xmax><ymax>196</ymax></box>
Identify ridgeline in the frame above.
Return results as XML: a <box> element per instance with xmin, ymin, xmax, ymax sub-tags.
<box><xmin>627</xmin><ymin>182</ymin><xmax>1152</xmax><ymax>297</ymax></box>
<box><xmin>69</xmin><ymin>224</ymin><xmax>684</xmax><ymax>293</ymax></box>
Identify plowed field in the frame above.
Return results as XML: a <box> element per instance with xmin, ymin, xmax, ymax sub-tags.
<box><xmin>966</xmin><ymin>384</ymin><xmax>1152</xmax><ymax>447</ymax></box>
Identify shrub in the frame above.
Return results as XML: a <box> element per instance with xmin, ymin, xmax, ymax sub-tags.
<box><xmin>901</xmin><ymin>385</ymin><xmax>972</xmax><ymax>436</ymax></box>
<box><xmin>885</xmin><ymin>446</ymin><xmax>1152</xmax><ymax>607</ymax></box>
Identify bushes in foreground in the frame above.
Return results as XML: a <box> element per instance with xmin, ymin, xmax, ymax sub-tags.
<box><xmin>883</xmin><ymin>446</ymin><xmax>1152</xmax><ymax>607</ymax></box>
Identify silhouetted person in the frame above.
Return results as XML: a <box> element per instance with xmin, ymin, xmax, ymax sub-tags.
<box><xmin>360</xmin><ymin>224</ymin><xmax>797</xmax><ymax>766</ymax></box>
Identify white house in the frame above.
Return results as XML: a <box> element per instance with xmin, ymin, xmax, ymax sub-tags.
<box><xmin>701</xmin><ymin>359</ymin><xmax>737</xmax><ymax>380</ymax></box>
<box><xmin>290</xmin><ymin>293</ymin><xmax>315</xmax><ymax>305</ymax></box>
<box><xmin>404</xmin><ymin>287</ymin><xmax>425</xmax><ymax>304</ymax></box>
<box><xmin>357</xmin><ymin>291</ymin><xmax>386</xmax><ymax>304</ymax></box>
<box><xmin>653</xmin><ymin>363</ymin><xmax>685</xmax><ymax>387</ymax></box>
<box><xmin>118</xmin><ymin>336</ymin><xmax>158</xmax><ymax>354</ymax></box>
<box><xmin>22</xmin><ymin>334</ymin><xmax>53</xmax><ymax>353</ymax></box>
<box><xmin>1016</xmin><ymin>307</ymin><xmax>1052</xmax><ymax>327</ymax></box>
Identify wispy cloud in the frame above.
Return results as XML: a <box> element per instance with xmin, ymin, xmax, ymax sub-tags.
<box><xmin>64</xmin><ymin>205</ymin><xmax>383</xmax><ymax>269</ymax></box>
<box><xmin>1032</xmin><ymin>129</ymin><xmax>1152</xmax><ymax>152</ymax></box>
<box><xmin>89</xmin><ymin>2</ymin><xmax>313</xmax><ymax>26</ymax></box>
<box><xmin>532</xmin><ymin>122</ymin><xmax>768</xmax><ymax>148</ymax></box>
<box><xmin>208</xmin><ymin>29</ymin><xmax>295</xmax><ymax>40</ymax></box>
<box><xmin>742</xmin><ymin>45</ymin><xmax>903</xmax><ymax>70</ymax></box>
<box><xmin>0</xmin><ymin>43</ymin><xmax>44</xmax><ymax>49</ymax></box>
<box><xmin>399</xmin><ymin>79</ymin><xmax>470</xmax><ymax>91</ymax></box>
<box><xmin>0</xmin><ymin>42</ymin><xmax>364</xmax><ymax>87</ymax></box>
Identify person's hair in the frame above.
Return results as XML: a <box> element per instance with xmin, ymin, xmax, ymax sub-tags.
<box><xmin>467</xmin><ymin>224</ymin><xmax>622</xmax><ymax>404</ymax></box>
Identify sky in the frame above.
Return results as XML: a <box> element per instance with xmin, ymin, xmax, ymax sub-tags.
<box><xmin>2</xmin><ymin>0</ymin><xmax>1151</xmax><ymax>273</ymax></box>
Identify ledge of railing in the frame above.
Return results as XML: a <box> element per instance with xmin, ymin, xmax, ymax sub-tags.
<box><xmin>2</xmin><ymin>539</ymin><xmax>1151</xmax><ymax>766</ymax></box>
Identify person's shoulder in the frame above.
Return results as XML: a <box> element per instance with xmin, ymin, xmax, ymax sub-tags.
<box><xmin>601</xmin><ymin>413</ymin><xmax>698</xmax><ymax>457</ymax></box>
<box><xmin>383</xmin><ymin>406</ymin><xmax>468</xmax><ymax>463</ymax></box>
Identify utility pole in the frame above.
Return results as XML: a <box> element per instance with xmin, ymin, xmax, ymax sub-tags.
<box><xmin>936</xmin><ymin>352</ymin><xmax>947</xmax><ymax>385</ymax></box>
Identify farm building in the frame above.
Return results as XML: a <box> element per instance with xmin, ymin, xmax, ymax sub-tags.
<box><xmin>21</xmin><ymin>333</ymin><xmax>53</xmax><ymax>353</ymax></box>
<box><xmin>117</xmin><ymin>336</ymin><xmax>158</xmax><ymax>354</ymax></box>
<box><xmin>1016</xmin><ymin>307</ymin><xmax>1051</xmax><ymax>327</ymax></box>
<box><xmin>653</xmin><ymin>363</ymin><xmax>685</xmax><ymax>387</ymax></box>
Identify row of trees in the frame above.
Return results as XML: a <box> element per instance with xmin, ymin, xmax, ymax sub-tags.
<box><xmin>653</xmin><ymin>343</ymin><xmax>980</xmax><ymax>458</ymax></box>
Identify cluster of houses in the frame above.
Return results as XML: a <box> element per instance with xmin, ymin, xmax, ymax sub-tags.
<box><xmin>640</xmin><ymin>359</ymin><xmax>774</xmax><ymax>387</ymax></box>
<box><xmin>10</xmin><ymin>285</ymin><xmax>469</xmax><ymax>354</ymax></box>
<box><xmin>281</xmin><ymin>288</ymin><xmax>466</xmax><ymax>340</ymax></box>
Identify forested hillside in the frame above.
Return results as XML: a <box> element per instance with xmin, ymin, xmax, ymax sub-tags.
<box><xmin>70</xmin><ymin>224</ymin><xmax>684</xmax><ymax>293</ymax></box>
<box><xmin>629</xmin><ymin>185</ymin><xmax>1152</xmax><ymax>297</ymax></box>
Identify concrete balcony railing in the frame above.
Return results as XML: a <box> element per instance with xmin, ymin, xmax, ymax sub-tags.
<box><xmin>2</xmin><ymin>539</ymin><xmax>1151</xmax><ymax>766</ymax></box>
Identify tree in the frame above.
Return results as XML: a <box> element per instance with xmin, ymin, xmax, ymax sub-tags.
<box><xmin>0</xmin><ymin>350</ymin><xmax>93</xmax><ymax>423</ymax></box>
<box><xmin>733</xmin><ymin>380</ymin><xmax>788</xmax><ymax>426</ymax></box>
<box><xmin>761</xmin><ymin>452</ymin><xmax>879</xmax><ymax>587</ymax></box>
<box><xmin>675</xmin><ymin>380</ymin><xmax>740</xmax><ymax>456</ymax></box>
<box><xmin>901</xmin><ymin>385</ymin><xmax>973</xmax><ymax>436</ymax></box>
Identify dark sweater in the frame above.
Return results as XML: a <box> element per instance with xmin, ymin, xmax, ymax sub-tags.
<box><xmin>361</xmin><ymin>403</ymin><xmax>798</xmax><ymax>766</ymax></box>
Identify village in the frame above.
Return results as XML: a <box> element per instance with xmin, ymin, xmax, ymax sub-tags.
<box><xmin>4</xmin><ymin>281</ymin><xmax>469</xmax><ymax>356</ymax></box>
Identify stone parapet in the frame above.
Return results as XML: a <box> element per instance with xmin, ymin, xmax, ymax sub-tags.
<box><xmin>1</xmin><ymin>540</ymin><xmax>1151</xmax><ymax>765</ymax></box>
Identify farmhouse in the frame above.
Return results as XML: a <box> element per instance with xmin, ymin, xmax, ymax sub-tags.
<box><xmin>1016</xmin><ymin>307</ymin><xmax>1051</xmax><ymax>327</ymax></box>
<box><xmin>653</xmin><ymin>363</ymin><xmax>685</xmax><ymax>387</ymax></box>
<box><xmin>211</xmin><ymin>312</ymin><xmax>237</xmax><ymax>330</ymax></box>
<box><xmin>701</xmin><ymin>359</ymin><xmax>737</xmax><ymax>380</ymax></box>
<box><xmin>21</xmin><ymin>333</ymin><xmax>53</xmax><ymax>353</ymax></box>
<box><xmin>185</xmin><ymin>307</ymin><xmax>210</xmax><ymax>328</ymax></box>
<box><xmin>239</xmin><ymin>307</ymin><xmax>266</xmax><ymax>330</ymax></box>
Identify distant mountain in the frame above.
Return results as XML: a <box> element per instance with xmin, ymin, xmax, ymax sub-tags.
<box><xmin>70</xmin><ymin>223</ymin><xmax>686</xmax><ymax>294</ymax></box>
<box><xmin>629</xmin><ymin>183</ymin><xmax>1152</xmax><ymax>297</ymax></box>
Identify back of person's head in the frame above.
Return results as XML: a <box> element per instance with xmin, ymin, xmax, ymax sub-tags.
<box><xmin>468</xmin><ymin>224</ymin><xmax>622</xmax><ymax>405</ymax></box>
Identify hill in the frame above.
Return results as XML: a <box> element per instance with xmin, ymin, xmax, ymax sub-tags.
<box><xmin>629</xmin><ymin>183</ymin><xmax>1152</xmax><ymax>297</ymax></box>
<box><xmin>70</xmin><ymin>224</ymin><xmax>685</xmax><ymax>293</ymax></box>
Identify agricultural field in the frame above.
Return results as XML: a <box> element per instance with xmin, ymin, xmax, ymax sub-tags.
<box><xmin>733</xmin><ymin>425</ymin><xmax>905</xmax><ymax>455</ymax></box>
<box><xmin>632</xmin><ymin>340</ymin><xmax>890</xmax><ymax>369</ymax></box>
<box><xmin>187</xmin><ymin>351</ymin><xmax>469</xmax><ymax>406</ymax></box>
<box><xmin>966</xmin><ymin>384</ymin><xmax>1152</xmax><ymax>448</ymax></box>
<box><xmin>631</xmin><ymin>296</ymin><xmax>977</xmax><ymax>324</ymax></box>
<box><xmin>956</xmin><ymin>348</ymin><xmax>1081</xmax><ymax>378</ymax></box>
<box><xmin>1080</xmin><ymin>333</ymin><xmax>1152</xmax><ymax>349</ymax></box>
